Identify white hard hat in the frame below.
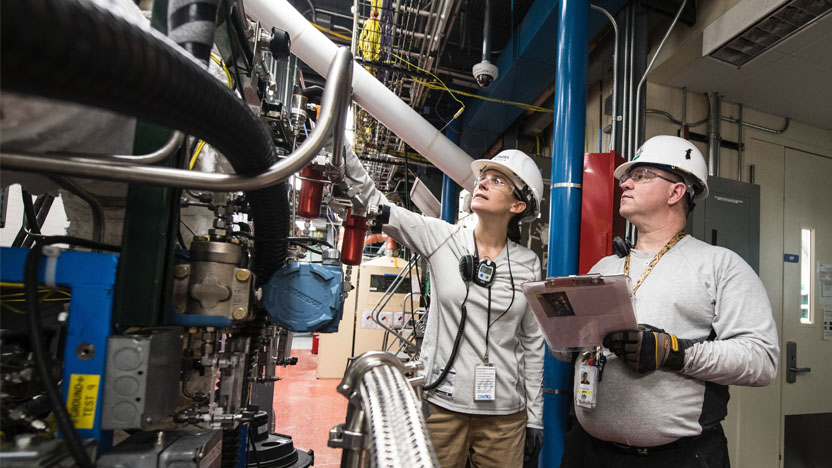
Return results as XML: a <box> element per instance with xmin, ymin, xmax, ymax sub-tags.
<box><xmin>471</xmin><ymin>149</ymin><xmax>544</xmax><ymax>222</ymax></box>
<box><xmin>614</xmin><ymin>135</ymin><xmax>710</xmax><ymax>202</ymax></box>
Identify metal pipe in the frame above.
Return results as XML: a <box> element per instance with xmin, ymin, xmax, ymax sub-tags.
<box><xmin>2</xmin><ymin>49</ymin><xmax>353</xmax><ymax>191</ymax></box>
<box><xmin>544</xmin><ymin>0</ymin><xmax>588</xmax><ymax>466</ymax></box>
<box><xmin>681</xmin><ymin>87</ymin><xmax>687</xmax><ymax>130</ymax></box>
<box><xmin>41</xmin><ymin>131</ymin><xmax>184</xmax><ymax>164</ymax></box>
<box><xmin>737</xmin><ymin>104</ymin><xmax>743</xmax><ymax>181</ymax></box>
<box><xmin>708</xmin><ymin>91</ymin><xmax>721</xmax><ymax>176</ymax></box>
<box><xmin>646</xmin><ymin>109</ymin><xmax>683</xmax><ymax>126</ymax></box>
<box><xmin>721</xmin><ymin>115</ymin><xmax>790</xmax><ymax>134</ymax></box>
<box><xmin>624</xmin><ymin>6</ymin><xmax>634</xmax><ymax>160</ymax></box>
<box><xmin>633</xmin><ymin>0</ymin><xmax>687</xmax><ymax>158</ymax></box>
<box><xmin>482</xmin><ymin>0</ymin><xmax>492</xmax><ymax>61</ymax></box>
<box><xmin>440</xmin><ymin>119</ymin><xmax>461</xmax><ymax>223</ymax></box>
<box><xmin>591</xmin><ymin>4</ymin><xmax>618</xmax><ymax>153</ymax></box>
<box><xmin>248</xmin><ymin>0</ymin><xmax>477</xmax><ymax>192</ymax></box>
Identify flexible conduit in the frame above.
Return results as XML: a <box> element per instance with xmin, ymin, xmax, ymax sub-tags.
<box><xmin>360</xmin><ymin>365</ymin><xmax>438</xmax><ymax>467</ymax></box>
<box><xmin>0</xmin><ymin>0</ymin><xmax>289</xmax><ymax>282</ymax></box>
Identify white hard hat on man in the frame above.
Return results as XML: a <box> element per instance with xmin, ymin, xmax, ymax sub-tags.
<box><xmin>614</xmin><ymin>135</ymin><xmax>709</xmax><ymax>203</ymax></box>
<box><xmin>470</xmin><ymin>149</ymin><xmax>544</xmax><ymax>222</ymax></box>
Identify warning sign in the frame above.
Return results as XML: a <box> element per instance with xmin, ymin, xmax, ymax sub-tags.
<box><xmin>66</xmin><ymin>374</ymin><xmax>100</xmax><ymax>429</ymax></box>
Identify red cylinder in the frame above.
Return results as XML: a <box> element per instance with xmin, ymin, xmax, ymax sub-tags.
<box><xmin>341</xmin><ymin>213</ymin><xmax>368</xmax><ymax>266</ymax></box>
<box><xmin>297</xmin><ymin>167</ymin><xmax>325</xmax><ymax>219</ymax></box>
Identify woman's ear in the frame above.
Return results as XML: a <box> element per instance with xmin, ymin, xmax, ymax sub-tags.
<box><xmin>510</xmin><ymin>200</ymin><xmax>527</xmax><ymax>215</ymax></box>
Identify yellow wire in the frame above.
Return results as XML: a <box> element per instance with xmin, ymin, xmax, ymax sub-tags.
<box><xmin>186</xmin><ymin>55</ymin><xmax>233</xmax><ymax>171</ymax></box>
<box><xmin>210</xmin><ymin>53</ymin><xmax>233</xmax><ymax>89</ymax></box>
<box><xmin>189</xmin><ymin>140</ymin><xmax>207</xmax><ymax>170</ymax></box>
<box><xmin>392</xmin><ymin>53</ymin><xmax>465</xmax><ymax>115</ymax></box>
<box><xmin>312</xmin><ymin>22</ymin><xmax>352</xmax><ymax>42</ymax></box>
<box><xmin>413</xmin><ymin>79</ymin><xmax>552</xmax><ymax>113</ymax></box>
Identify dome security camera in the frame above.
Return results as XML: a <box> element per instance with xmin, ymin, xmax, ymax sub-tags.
<box><xmin>472</xmin><ymin>60</ymin><xmax>498</xmax><ymax>88</ymax></box>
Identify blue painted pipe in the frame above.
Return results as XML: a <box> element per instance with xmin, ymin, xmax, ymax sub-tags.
<box><xmin>543</xmin><ymin>0</ymin><xmax>589</xmax><ymax>466</ymax></box>
<box><xmin>440</xmin><ymin>119</ymin><xmax>461</xmax><ymax>223</ymax></box>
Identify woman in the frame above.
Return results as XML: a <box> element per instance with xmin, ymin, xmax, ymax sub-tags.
<box><xmin>344</xmin><ymin>147</ymin><xmax>545</xmax><ymax>468</ymax></box>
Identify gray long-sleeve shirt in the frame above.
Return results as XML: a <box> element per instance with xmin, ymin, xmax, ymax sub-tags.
<box><xmin>576</xmin><ymin>235</ymin><xmax>779</xmax><ymax>446</ymax></box>
<box><xmin>343</xmin><ymin>146</ymin><xmax>545</xmax><ymax>427</ymax></box>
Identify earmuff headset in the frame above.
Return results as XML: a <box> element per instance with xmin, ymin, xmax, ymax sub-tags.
<box><xmin>612</xmin><ymin>236</ymin><xmax>633</xmax><ymax>258</ymax></box>
<box><xmin>459</xmin><ymin>231</ymin><xmax>497</xmax><ymax>287</ymax></box>
<box><xmin>458</xmin><ymin>255</ymin><xmax>497</xmax><ymax>288</ymax></box>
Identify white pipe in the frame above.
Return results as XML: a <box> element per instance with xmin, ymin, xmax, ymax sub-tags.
<box><xmin>247</xmin><ymin>0</ymin><xmax>477</xmax><ymax>192</ymax></box>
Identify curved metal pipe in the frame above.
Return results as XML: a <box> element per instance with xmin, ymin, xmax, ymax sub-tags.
<box><xmin>632</xmin><ymin>0</ymin><xmax>687</xmax><ymax>158</ymax></box>
<box><xmin>590</xmin><ymin>4</ymin><xmax>618</xmax><ymax>153</ymax></box>
<box><xmin>2</xmin><ymin>49</ymin><xmax>353</xmax><ymax>191</ymax></box>
<box><xmin>247</xmin><ymin>0</ymin><xmax>478</xmax><ymax>192</ymax></box>
<box><xmin>47</xmin><ymin>131</ymin><xmax>185</xmax><ymax>164</ymax></box>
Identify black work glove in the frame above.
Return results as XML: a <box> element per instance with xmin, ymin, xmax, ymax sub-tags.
<box><xmin>523</xmin><ymin>427</ymin><xmax>544</xmax><ymax>468</ymax></box>
<box><xmin>603</xmin><ymin>324</ymin><xmax>689</xmax><ymax>373</ymax></box>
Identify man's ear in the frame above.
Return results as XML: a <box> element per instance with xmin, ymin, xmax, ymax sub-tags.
<box><xmin>667</xmin><ymin>182</ymin><xmax>687</xmax><ymax>207</ymax></box>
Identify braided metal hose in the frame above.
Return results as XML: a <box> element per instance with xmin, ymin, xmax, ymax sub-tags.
<box><xmin>330</xmin><ymin>352</ymin><xmax>437</xmax><ymax>468</ymax></box>
<box><xmin>361</xmin><ymin>365</ymin><xmax>438</xmax><ymax>467</ymax></box>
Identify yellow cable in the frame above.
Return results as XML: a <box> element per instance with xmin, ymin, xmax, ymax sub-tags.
<box><xmin>186</xmin><ymin>55</ymin><xmax>233</xmax><ymax>171</ymax></box>
<box><xmin>210</xmin><ymin>54</ymin><xmax>233</xmax><ymax>89</ymax></box>
<box><xmin>189</xmin><ymin>140</ymin><xmax>207</xmax><ymax>170</ymax></box>
<box><xmin>311</xmin><ymin>22</ymin><xmax>352</xmax><ymax>42</ymax></box>
<box><xmin>392</xmin><ymin>53</ymin><xmax>465</xmax><ymax>115</ymax></box>
<box><xmin>413</xmin><ymin>79</ymin><xmax>552</xmax><ymax>113</ymax></box>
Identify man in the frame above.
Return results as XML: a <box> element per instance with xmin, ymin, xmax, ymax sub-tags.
<box><xmin>560</xmin><ymin>135</ymin><xmax>779</xmax><ymax>468</ymax></box>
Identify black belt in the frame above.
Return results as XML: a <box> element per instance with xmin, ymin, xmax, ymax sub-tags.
<box><xmin>602</xmin><ymin>425</ymin><xmax>721</xmax><ymax>456</ymax></box>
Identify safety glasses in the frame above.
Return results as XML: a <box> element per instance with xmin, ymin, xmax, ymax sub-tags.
<box><xmin>619</xmin><ymin>167</ymin><xmax>682</xmax><ymax>185</ymax></box>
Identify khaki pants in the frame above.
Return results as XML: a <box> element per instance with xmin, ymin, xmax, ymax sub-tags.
<box><xmin>426</xmin><ymin>403</ymin><xmax>526</xmax><ymax>468</ymax></box>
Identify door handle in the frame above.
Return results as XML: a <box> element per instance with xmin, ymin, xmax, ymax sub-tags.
<box><xmin>786</xmin><ymin>341</ymin><xmax>811</xmax><ymax>383</ymax></box>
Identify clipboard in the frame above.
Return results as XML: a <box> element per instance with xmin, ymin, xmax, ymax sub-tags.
<box><xmin>521</xmin><ymin>274</ymin><xmax>636</xmax><ymax>350</ymax></box>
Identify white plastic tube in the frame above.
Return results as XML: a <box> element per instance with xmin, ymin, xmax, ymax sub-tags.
<box><xmin>246</xmin><ymin>0</ymin><xmax>477</xmax><ymax>192</ymax></box>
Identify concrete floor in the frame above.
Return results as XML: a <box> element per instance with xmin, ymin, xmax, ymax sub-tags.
<box><xmin>273</xmin><ymin>344</ymin><xmax>346</xmax><ymax>467</ymax></box>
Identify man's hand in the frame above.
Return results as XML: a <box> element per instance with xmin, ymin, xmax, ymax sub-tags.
<box><xmin>524</xmin><ymin>427</ymin><xmax>544</xmax><ymax>468</ymax></box>
<box><xmin>603</xmin><ymin>324</ymin><xmax>688</xmax><ymax>373</ymax></box>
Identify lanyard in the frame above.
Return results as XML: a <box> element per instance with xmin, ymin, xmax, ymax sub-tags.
<box><xmin>482</xmin><ymin>240</ymin><xmax>515</xmax><ymax>366</ymax></box>
<box><xmin>624</xmin><ymin>231</ymin><xmax>687</xmax><ymax>294</ymax></box>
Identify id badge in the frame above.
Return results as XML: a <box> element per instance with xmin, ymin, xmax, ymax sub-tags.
<box><xmin>474</xmin><ymin>364</ymin><xmax>496</xmax><ymax>401</ymax></box>
<box><xmin>575</xmin><ymin>364</ymin><xmax>599</xmax><ymax>410</ymax></box>
<box><xmin>433</xmin><ymin>367</ymin><xmax>455</xmax><ymax>398</ymax></box>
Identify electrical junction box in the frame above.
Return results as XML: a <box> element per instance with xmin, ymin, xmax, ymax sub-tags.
<box><xmin>101</xmin><ymin>329</ymin><xmax>182</xmax><ymax>430</ymax></box>
<box><xmin>685</xmin><ymin>176</ymin><xmax>760</xmax><ymax>273</ymax></box>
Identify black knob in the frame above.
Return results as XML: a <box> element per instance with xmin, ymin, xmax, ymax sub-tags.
<box><xmin>269</xmin><ymin>27</ymin><xmax>291</xmax><ymax>60</ymax></box>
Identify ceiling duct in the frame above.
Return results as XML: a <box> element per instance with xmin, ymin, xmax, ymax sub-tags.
<box><xmin>706</xmin><ymin>0</ymin><xmax>832</xmax><ymax>67</ymax></box>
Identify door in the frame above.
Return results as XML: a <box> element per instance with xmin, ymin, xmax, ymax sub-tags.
<box><xmin>781</xmin><ymin>147</ymin><xmax>832</xmax><ymax>467</ymax></box>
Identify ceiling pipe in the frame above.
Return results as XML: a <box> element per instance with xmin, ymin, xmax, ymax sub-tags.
<box><xmin>247</xmin><ymin>0</ymin><xmax>476</xmax><ymax>192</ymax></box>
<box><xmin>708</xmin><ymin>91</ymin><xmax>721</xmax><ymax>177</ymax></box>
<box><xmin>632</xmin><ymin>0</ymin><xmax>687</xmax><ymax>160</ymax></box>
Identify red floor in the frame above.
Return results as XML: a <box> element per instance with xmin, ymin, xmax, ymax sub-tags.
<box><xmin>273</xmin><ymin>349</ymin><xmax>347</xmax><ymax>467</ymax></box>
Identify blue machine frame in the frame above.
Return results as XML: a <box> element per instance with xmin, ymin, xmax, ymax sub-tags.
<box><xmin>1</xmin><ymin>246</ymin><xmax>118</xmax><ymax>450</ymax></box>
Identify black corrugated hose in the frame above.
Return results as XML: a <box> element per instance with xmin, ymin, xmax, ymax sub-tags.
<box><xmin>0</xmin><ymin>0</ymin><xmax>289</xmax><ymax>283</ymax></box>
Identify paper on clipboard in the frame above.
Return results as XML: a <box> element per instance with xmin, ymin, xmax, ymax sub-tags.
<box><xmin>521</xmin><ymin>274</ymin><xmax>637</xmax><ymax>350</ymax></box>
